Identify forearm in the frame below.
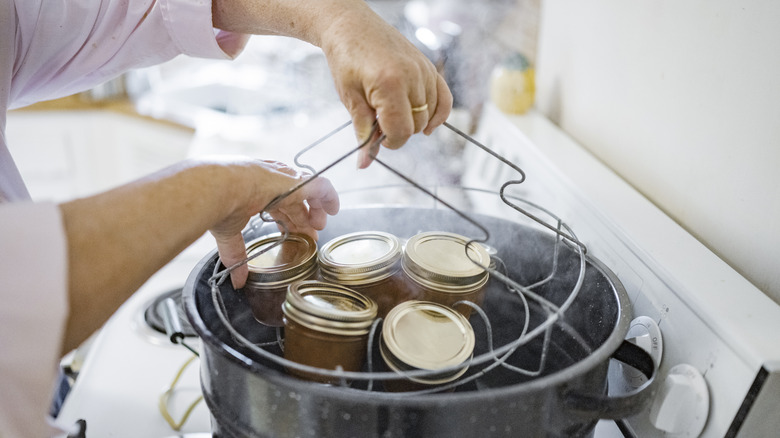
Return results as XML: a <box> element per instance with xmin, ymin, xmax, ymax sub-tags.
<box><xmin>58</xmin><ymin>161</ymin><xmax>242</xmax><ymax>352</ymax></box>
<box><xmin>211</xmin><ymin>0</ymin><xmax>383</xmax><ymax>48</ymax></box>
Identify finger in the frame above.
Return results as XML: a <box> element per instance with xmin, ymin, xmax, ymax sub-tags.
<box><xmin>410</xmin><ymin>100</ymin><xmax>429</xmax><ymax>136</ymax></box>
<box><xmin>424</xmin><ymin>66</ymin><xmax>439</xmax><ymax>126</ymax></box>
<box><xmin>411</xmin><ymin>106</ymin><xmax>429</xmax><ymax>135</ymax></box>
<box><xmin>213</xmin><ymin>232</ymin><xmax>250</xmax><ymax>290</ymax></box>
<box><xmin>270</xmin><ymin>211</ymin><xmax>294</xmax><ymax>233</ymax></box>
<box><xmin>424</xmin><ymin>74</ymin><xmax>453</xmax><ymax>135</ymax></box>
<box><xmin>343</xmin><ymin>87</ymin><xmax>377</xmax><ymax>142</ymax></box>
<box><xmin>307</xmin><ymin>178</ymin><xmax>341</xmax><ymax>215</ymax></box>
<box><xmin>340</xmin><ymin>87</ymin><xmax>381</xmax><ymax>169</ymax></box>
<box><xmin>270</xmin><ymin>208</ymin><xmax>318</xmax><ymax>241</ymax></box>
<box><xmin>358</xmin><ymin>128</ymin><xmax>383</xmax><ymax>170</ymax></box>
<box><xmin>412</xmin><ymin>63</ymin><xmax>438</xmax><ymax>134</ymax></box>
<box><xmin>267</xmin><ymin>175</ymin><xmax>338</xmax><ymax>237</ymax></box>
<box><xmin>277</xmin><ymin>203</ymin><xmax>311</xmax><ymax>232</ymax></box>
<box><xmin>306</xmin><ymin>193</ymin><xmax>338</xmax><ymax>230</ymax></box>
<box><xmin>307</xmin><ymin>205</ymin><xmax>329</xmax><ymax>231</ymax></box>
<box><xmin>304</xmin><ymin>177</ymin><xmax>340</xmax><ymax>216</ymax></box>
<box><xmin>276</xmin><ymin>220</ymin><xmax>318</xmax><ymax>241</ymax></box>
<box><xmin>368</xmin><ymin>74</ymin><xmax>415</xmax><ymax>150</ymax></box>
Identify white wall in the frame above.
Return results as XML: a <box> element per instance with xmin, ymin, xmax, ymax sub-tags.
<box><xmin>533</xmin><ymin>0</ymin><xmax>780</xmax><ymax>303</ymax></box>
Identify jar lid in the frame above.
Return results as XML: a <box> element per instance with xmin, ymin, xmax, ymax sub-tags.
<box><xmin>318</xmin><ymin>231</ymin><xmax>402</xmax><ymax>284</ymax></box>
<box><xmin>283</xmin><ymin>281</ymin><xmax>378</xmax><ymax>335</ymax></box>
<box><xmin>245</xmin><ymin>233</ymin><xmax>317</xmax><ymax>286</ymax></box>
<box><xmin>402</xmin><ymin>232</ymin><xmax>490</xmax><ymax>291</ymax></box>
<box><xmin>381</xmin><ymin>300</ymin><xmax>474</xmax><ymax>377</ymax></box>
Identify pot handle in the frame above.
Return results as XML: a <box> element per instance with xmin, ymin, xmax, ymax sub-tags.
<box><xmin>563</xmin><ymin>339</ymin><xmax>659</xmax><ymax>420</ymax></box>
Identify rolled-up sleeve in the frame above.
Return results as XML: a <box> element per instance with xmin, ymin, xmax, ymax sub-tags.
<box><xmin>10</xmin><ymin>0</ymin><xmax>249</xmax><ymax>109</ymax></box>
<box><xmin>0</xmin><ymin>202</ymin><xmax>68</xmax><ymax>438</ymax></box>
<box><xmin>160</xmin><ymin>0</ymin><xmax>249</xmax><ymax>60</ymax></box>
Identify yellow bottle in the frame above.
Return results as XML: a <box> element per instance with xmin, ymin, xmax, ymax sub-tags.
<box><xmin>489</xmin><ymin>53</ymin><xmax>535</xmax><ymax>115</ymax></box>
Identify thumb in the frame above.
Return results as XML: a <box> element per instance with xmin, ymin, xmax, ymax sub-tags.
<box><xmin>214</xmin><ymin>232</ymin><xmax>249</xmax><ymax>290</ymax></box>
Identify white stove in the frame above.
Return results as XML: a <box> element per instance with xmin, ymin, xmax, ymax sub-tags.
<box><xmin>466</xmin><ymin>104</ymin><xmax>780</xmax><ymax>437</ymax></box>
<box><xmin>53</xmin><ymin>104</ymin><xmax>780</xmax><ymax>437</ymax></box>
<box><xmin>54</xmin><ymin>236</ymin><xmax>215</xmax><ymax>437</ymax></box>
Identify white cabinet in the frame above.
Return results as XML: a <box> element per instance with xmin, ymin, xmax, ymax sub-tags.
<box><xmin>6</xmin><ymin>109</ymin><xmax>194</xmax><ymax>201</ymax></box>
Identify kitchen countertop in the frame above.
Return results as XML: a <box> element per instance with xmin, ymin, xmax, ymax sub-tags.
<box><xmin>11</xmin><ymin>93</ymin><xmax>195</xmax><ymax>134</ymax></box>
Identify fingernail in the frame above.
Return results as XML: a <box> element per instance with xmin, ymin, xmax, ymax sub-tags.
<box><xmin>356</xmin><ymin>150</ymin><xmax>368</xmax><ymax>169</ymax></box>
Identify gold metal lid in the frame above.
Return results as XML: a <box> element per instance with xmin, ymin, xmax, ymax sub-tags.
<box><xmin>245</xmin><ymin>233</ymin><xmax>317</xmax><ymax>286</ymax></box>
<box><xmin>380</xmin><ymin>300</ymin><xmax>474</xmax><ymax>381</ymax></box>
<box><xmin>318</xmin><ymin>231</ymin><xmax>402</xmax><ymax>285</ymax></box>
<box><xmin>282</xmin><ymin>281</ymin><xmax>378</xmax><ymax>335</ymax></box>
<box><xmin>402</xmin><ymin>232</ymin><xmax>490</xmax><ymax>291</ymax></box>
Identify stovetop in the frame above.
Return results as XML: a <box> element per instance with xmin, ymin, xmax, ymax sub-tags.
<box><xmin>53</xmin><ymin>106</ymin><xmax>780</xmax><ymax>437</ymax></box>
<box><xmin>55</xmin><ymin>237</ymin><xmax>215</xmax><ymax>437</ymax></box>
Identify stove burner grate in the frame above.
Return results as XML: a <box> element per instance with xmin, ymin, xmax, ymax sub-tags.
<box><xmin>144</xmin><ymin>288</ymin><xmax>197</xmax><ymax>338</ymax></box>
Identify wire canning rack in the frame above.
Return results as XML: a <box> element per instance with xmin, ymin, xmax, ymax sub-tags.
<box><xmin>203</xmin><ymin>120</ymin><xmax>594</xmax><ymax>393</ymax></box>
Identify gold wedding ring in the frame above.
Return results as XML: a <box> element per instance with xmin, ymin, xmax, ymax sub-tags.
<box><xmin>411</xmin><ymin>103</ymin><xmax>429</xmax><ymax>113</ymax></box>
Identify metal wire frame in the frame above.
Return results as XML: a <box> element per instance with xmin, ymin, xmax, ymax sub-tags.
<box><xmin>204</xmin><ymin>120</ymin><xmax>589</xmax><ymax>390</ymax></box>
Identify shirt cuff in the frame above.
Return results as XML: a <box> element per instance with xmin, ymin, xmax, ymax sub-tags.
<box><xmin>160</xmin><ymin>0</ymin><xmax>250</xmax><ymax>60</ymax></box>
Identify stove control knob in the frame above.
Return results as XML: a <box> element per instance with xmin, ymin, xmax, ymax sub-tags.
<box><xmin>649</xmin><ymin>363</ymin><xmax>710</xmax><ymax>437</ymax></box>
<box><xmin>622</xmin><ymin>316</ymin><xmax>663</xmax><ymax>387</ymax></box>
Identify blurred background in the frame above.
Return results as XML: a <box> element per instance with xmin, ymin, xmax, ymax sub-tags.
<box><xmin>7</xmin><ymin>0</ymin><xmax>539</xmax><ymax>204</ymax></box>
<box><xmin>8</xmin><ymin>0</ymin><xmax>779</xmax><ymax>303</ymax></box>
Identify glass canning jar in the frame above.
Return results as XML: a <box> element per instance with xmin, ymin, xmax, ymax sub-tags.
<box><xmin>318</xmin><ymin>231</ymin><xmax>411</xmax><ymax>319</ymax></box>
<box><xmin>380</xmin><ymin>300</ymin><xmax>475</xmax><ymax>392</ymax></box>
<box><xmin>401</xmin><ymin>231</ymin><xmax>491</xmax><ymax>318</ymax></box>
<box><xmin>282</xmin><ymin>280</ymin><xmax>378</xmax><ymax>383</ymax></box>
<box><xmin>243</xmin><ymin>233</ymin><xmax>318</xmax><ymax>327</ymax></box>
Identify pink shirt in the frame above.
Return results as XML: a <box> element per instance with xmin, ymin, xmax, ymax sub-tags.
<box><xmin>0</xmin><ymin>1</ymin><xmax>247</xmax><ymax>436</ymax></box>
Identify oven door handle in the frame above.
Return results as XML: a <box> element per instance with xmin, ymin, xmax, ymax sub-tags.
<box><xmin>562</xmin><ymin>339</ymin><xmax>660</xmax><ymax>420</ymax></box>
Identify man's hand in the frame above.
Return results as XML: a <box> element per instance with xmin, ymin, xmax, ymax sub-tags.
<box><xmin>212</xmin><ymin>0</ymin><xmax>453</xmax><ymax>168</ymax></box>
<box><xmin>60</xmin><ymin>158</ymin><xmax>338</xmax><ymax>350</ymax></box>
<box><xmin>320</xmin><ymin>9</ymin><xmax>453</xmax><ymax>168</ymax></box>
<box><xmin>208</xmin><ymin>160</ymin><xmax>339</xmax><ymax>289</ymax></box>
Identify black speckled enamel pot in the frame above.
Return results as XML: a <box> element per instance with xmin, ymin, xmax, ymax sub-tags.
<box><xmin>184</xmin><ymin>207</ymin><xmax>657</xmax><ymax>438</ymax></box>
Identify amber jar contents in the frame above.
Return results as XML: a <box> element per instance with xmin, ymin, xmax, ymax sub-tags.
<box><xmin>282</xmin><ymin>281</ymin><xmax>378</xmax><ymax>383</ymax></box>
<box><xmin>318</xmin><ymin>231</ymin><xmax>410</xmax><ymax>319</ymax></box>
<box><xmin>380</xmin><ymin>300</ymin><xmax>475</xmax><ymax>392</ymax></box>
<box><xmin>243</xmin><ymin>233</ymin><xmax>318</xmax><ymax>327</ymax></box>
<box><xmin>401</xmin><ymin>232</ymin><xmax>491</xmax><ymax>318</ymax></box>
